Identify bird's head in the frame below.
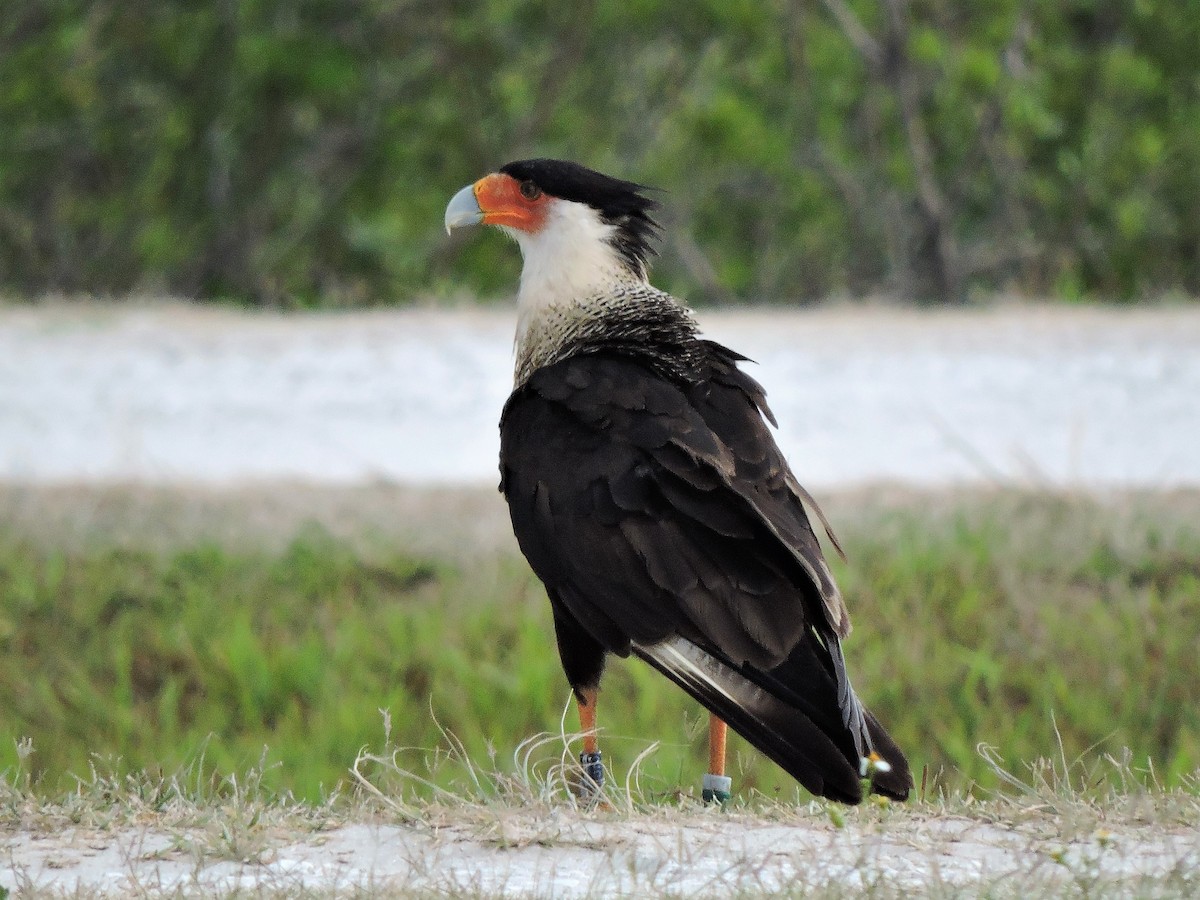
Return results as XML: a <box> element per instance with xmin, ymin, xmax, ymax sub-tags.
<box><xmin>445</xmin><ymin>159</ymin><xmax>661</xmax><ymax>287</ymax></box>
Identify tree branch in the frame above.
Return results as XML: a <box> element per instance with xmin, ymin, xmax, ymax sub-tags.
<box><xmin>819</xmin><ymin>0</ymin><xmax>884</xmax><ymax>70</ymax></box>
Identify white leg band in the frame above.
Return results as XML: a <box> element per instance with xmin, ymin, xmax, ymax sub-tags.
<box><xmin>702</xmin><ymin>773</ymin><xmax>732</xmax><ymax>803</ymax></box>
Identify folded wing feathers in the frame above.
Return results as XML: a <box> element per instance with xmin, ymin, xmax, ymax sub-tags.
<box><xmin>819</xmin><ymin>629</ymin><xmax>869</xmax><ymax>758</ymax></box>
<box><xmin>634</xmin><ymin>637</ymin><xmax>868</xmax><ymax>804</ymax></box>
<box><xmin>503</xmin><ymin>351</ymin><xmax>912</xmax><ymax>801</ymax></box>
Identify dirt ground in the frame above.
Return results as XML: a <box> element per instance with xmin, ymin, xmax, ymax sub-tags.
<box><xmin>4</xmin><ymin>798</ymin><xmax>1198</xmax><ymax>897</ymax></box>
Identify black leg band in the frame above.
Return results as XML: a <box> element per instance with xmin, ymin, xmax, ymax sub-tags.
<box><xmin>579</xmin><ymin>750</ymin><xmax>604</xmax><ymax>794</ymax></box>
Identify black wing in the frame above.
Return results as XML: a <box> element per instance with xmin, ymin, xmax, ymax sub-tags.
<box><xmin>499</xmin><ymin>347</ymin><xmax>910</xmax><ymax>801</ymax></box>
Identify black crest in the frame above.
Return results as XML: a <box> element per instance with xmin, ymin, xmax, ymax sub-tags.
<box><xmin>500</xmin><ymin>159</ymin><xmax>661</xmax><ymax>275</ymax></box>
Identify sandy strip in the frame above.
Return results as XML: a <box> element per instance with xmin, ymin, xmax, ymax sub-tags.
<box><xmin>4</xmin><ymin>806</ymin><xmax>1197</xmax><ymax>896</ymax></box>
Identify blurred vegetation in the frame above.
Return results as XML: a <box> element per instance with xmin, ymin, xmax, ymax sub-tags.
<box><xmin>1</xmin><ymin>494</ymin><xmax>1197</xmax><ymax>802</ymax></box>
<box><xmin>1</xmin><ymin>0</ymin><xmax>1198</xmax><ymax>306</ymax></box>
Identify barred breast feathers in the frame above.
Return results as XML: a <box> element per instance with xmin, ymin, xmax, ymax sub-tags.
<box><xmin>514</xmin><ymin>284</ymin><xmax>702</xmax><ymax>387</ymax></box>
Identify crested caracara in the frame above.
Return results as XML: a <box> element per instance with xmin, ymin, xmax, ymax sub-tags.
<box><xmin>445</xmin><ymin>159</ymin><xmax>911</xmax><ymax>804</ymax></box>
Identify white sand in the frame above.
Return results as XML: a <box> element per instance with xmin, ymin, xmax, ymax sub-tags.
<box><xmin>5</xmin><ymin>807</ymin><xmax>1197</xmax><ymax>896</ymax></box>
<box><xmin>3</xmin><ymin>302</ymin><xmax>1198</xmax><ymax>488</ymax></box>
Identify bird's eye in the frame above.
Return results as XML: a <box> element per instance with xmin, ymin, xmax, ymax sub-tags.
<box><xmin>519</xmin><ymin>180</ymin><xmax>542</xmax><ymax>201</ymax></box>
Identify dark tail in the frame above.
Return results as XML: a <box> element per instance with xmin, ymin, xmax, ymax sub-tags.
<box><xmin>634</xmin><ymin>635</ymin><xmax>911</xmax><ymax>804</ymax></box>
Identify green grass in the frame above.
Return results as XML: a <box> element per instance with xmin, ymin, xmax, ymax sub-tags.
<box><xmin>1</xmin><ymin>493</ymin><xmax>1198</xmax><ymax>803</ymax></box>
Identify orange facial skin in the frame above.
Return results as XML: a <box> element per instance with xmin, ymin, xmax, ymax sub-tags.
<box><xmin>473</xmin><ymin>173</ymin><xmax>551</xmax><ymax>233</ymax></box>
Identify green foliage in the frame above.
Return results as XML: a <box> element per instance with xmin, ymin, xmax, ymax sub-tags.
<box><xmin>843</xmin><ymin>502</ymin><xmax>1200</xmax><ymax>790</ymax></box>
<box><xmin>1</xmin><ymin>496</ymin><xmax>1197</xmax><ymax>803</ymax></box>
<box><xmin>1</xmin><ymin>1</ymin><xmax>1198</xmax><ymax>305</ymax></box>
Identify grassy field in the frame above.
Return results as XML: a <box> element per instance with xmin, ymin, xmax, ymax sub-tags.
<box><xmin>1</xmin><ymin>486</ymin><xmax>1198</xmax><ymax>806</ymax></box>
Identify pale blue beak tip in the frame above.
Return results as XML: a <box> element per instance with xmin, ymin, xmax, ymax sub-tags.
<box><xmin>444</xmin><ymin>184</ymin><xmax>484</xmax><ymax>235</ymax></box>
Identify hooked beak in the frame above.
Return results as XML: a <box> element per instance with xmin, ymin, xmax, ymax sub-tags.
<box><xmin>444</xmin><ymin>184</ymin><xmax>484</xmax><ymax>235</ymax></box>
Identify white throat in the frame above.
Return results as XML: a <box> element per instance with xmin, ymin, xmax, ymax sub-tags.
<box><xmin>506</xmin><ymin>199</ymin><xmax>645</xmax><ymax>349</ymax></box>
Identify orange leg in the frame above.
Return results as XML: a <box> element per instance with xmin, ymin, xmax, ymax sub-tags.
<box><xmin>577</xmin><ymin>686</ymin><xmax>599</xmax><ymax>756</ymax></box>
<box><xmin>576</xmin><ymin>686</ymin><xmax>603</xmax><ymax>793</ymax></box>
<box><xmin>707</xmin><ymin>715</ymin><xmax>727</xmax><ymax>777</ymax></box>
<box><xmin>703</xmin><ymin>715</ymin><xmax>732</xmax><ymax>803</ymax></box>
